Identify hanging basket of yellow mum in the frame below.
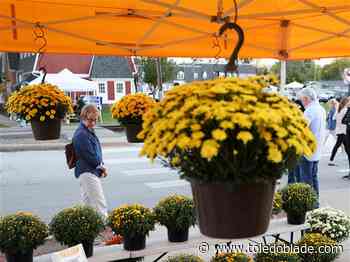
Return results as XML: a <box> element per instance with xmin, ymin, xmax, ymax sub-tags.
<box><xmin>111</xmin><ymin>93</ymin><xmax>156</xmax><ymax>143</ymax></box>
<box><xmin>138</xmin><ymin>75</ymin><xmax>316</xmax><ymax>239</ymax></box>
<box><xmin>6</xmin><ymin>83</ymin><xmax>73</xmax><ymax>140</ymax></box>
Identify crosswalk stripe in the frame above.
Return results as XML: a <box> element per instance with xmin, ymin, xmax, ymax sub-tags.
<box><xmin>104</xmin><ymin>158</ymin><xmax>152</xmax><ymax>165</ymax></box>
<box><xmin>337</xmin><ymin>169</ymin><xmax>350</xmax><ymax>173</ymax></box>
<box><xmin>145</xmin><ymin>180</ymin><xmax>189</xmax><ymax>189</ymax></box>
<box><xmin>103</xmin><ymin>146</ymin><xmax>143</xmax><ymax>154</ymax></box>
<box><xmin>121</xmin><ymin>168</ymin><xmax>178</xmax><ymax>176</ymax></box>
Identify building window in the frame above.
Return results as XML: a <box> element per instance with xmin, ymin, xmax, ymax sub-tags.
<box><xmin>194</xmin><ymin>72</ymin><xmax>199</xmax><ymax>80</ymax></box>
<box><xmin>177</xmin><ymin>71</ymin><xmax>185</xmax><ymax>80</ymax></box>
<box><xmin>202</xmin><ymin>71</ymin><xmax>208</xmax><ymax>79</ymax></box>
<box><xmin>98</xmin><ymin>83</ymin><xmax>106</xmax><ymax>93</ymax></box>
<box><xmin>116</xmin><ymin>83</ymin><xmax>124</xmax><ymax>93</ymax></box>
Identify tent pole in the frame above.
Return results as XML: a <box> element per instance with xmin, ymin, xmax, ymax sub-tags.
<box><xmin>280</xmin><ymin>60</ymin><xmax>286</xmax><ymax>91</ymax></box>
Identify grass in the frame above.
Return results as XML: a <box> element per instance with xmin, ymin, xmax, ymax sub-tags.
<box><xmin>101</xmin><ymin>105</ymin><xmax>118</xmax><ymax>125</ymax></box>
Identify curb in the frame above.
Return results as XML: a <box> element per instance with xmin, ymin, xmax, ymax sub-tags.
<box><xmin>0</xmin><ymin>141</ymin><xmax>133</xmax><ymax>152</ymax></box>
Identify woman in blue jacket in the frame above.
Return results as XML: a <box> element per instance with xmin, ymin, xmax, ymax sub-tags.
<box><xmin>73</xmin><ymin>104</ymin><xmax>108</xmax><ymax>219</ymax></box>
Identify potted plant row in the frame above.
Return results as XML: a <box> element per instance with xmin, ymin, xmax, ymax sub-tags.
<box><xmin>6</xmin><ymin>83</ymin><xmax>73</xmax><ymax>140</ymax></box>
<box><xmin>138</xmin><ymin>75</ymin><xmax>316</xmax><ymax>238</ymax></box>
<box><xmin>111</xmin><ymin>93</ymin><xmax>156</xmax><ymax>143</ymax></box>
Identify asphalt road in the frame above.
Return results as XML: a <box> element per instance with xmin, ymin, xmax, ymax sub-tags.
<box><xmin>0</xmin><ymin>137</ymin><xmax>349</xmax><ymax>223</ymax></box>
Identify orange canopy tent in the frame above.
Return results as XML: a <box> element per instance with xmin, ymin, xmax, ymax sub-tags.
<box><xmin>1</xmin><ymin>0</ymin><xmax>350</xmax><ymax>60</ymax></box>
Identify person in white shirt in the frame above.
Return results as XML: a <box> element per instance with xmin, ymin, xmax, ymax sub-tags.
<box><xmin>288</xmin><ymin>87</ymin><xmax>326</xmax><ymax>208</ymax></box>
<box><xmin>329</xmin><ymin>97</ymin><xmax>350</xmax><ymax>166</ymax></box>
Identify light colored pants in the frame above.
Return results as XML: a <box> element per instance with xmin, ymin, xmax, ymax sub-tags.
<box><xmin>79</xmin><ymin>172</ymin><xmax>108</xmax><ymax>219</ymax></box>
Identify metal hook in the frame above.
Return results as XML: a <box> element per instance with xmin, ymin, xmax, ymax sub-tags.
<box><xmin>218</xmin><ymin>22</ymin><xmax>244</xmax><ymax>73</ymax></box>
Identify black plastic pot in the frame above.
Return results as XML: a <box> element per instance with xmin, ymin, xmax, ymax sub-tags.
<box><xmin>82</xmin><ymin>241</ymin><xmax>94</xmax><ymax>258</ymax></box>
<box><xmin>5</xmin><ymin>249</ymin><xmax>33</xmax><ymax>262</ymax></box>
<box><xmin>287</xmin><ymin>212</ymin><xmax>306</xmax><ymax>225</ymax></box>
<box><xmin>123</xmin><ymin>234</ymin><xmax>146</xmax><ymax>251</ymax></box>
<box><xmin>167</xmin><ymin>227</ymin><xmax>189</xmax><ymax>242</ymax></box>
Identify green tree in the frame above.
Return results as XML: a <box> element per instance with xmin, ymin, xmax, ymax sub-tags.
<box><xmin>141</xmin><ymin>58</ymin><xmax>175</xmax><ymax>98</ymax></box>
<box><xmin>320</xmin><ymin>59</ymin><xmax>350</xmax><ymax>80</ymax></box>
<box><xmin>271</xmin><ymin>60</ymin><xmax>320</xmax><ymax>83</ymax></box>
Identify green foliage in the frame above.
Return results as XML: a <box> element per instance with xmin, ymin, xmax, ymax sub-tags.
<box><xmin>297</xmin><ymin>233</ymin><xmax>340</xmax><ymax>262</ymax></box>
<box><xmin>0</xmin><ymin>212</ymin><xmax>49</xmax><ymax>253</ymax></box>
<box><xmin>320</xmin><ymin>59</ymin><xmax>350</xmax><ymax>80</ymax></box>
<box><xmin>154</xmin><ymin>195</ymin><xmax>196</xmax><ymax>230</ymax></box>
<box><xmin>272</xmin><ymin>191</ymin><xmax>282</xmax><ymax>215</ymax></box>
<box><xmin>211</xmin><ymin>252</ymin><xmax>252</xmax><ymax>262</ymax></box>
<box><xmin>164</xmin><ymin>254</ymin><xmax>204</xmax><ymax>262</ymax></box>
<box><xmin>108</xmin><ymin>204</ymin><xmax>156</xmax><ymax>237</ymax></box>
<box><xmin>254</xmin><ymin>243</ymin><xmax>301</xmax><ymax>262</ymax></box>
<box><xmin>141</xmin><ymin>58</ymin><xmax>175</xmax><ymax>95</ymax></box>
<box><xmin>281</xmin><ymin>183</ymin><xmax>317</xmax><ymax>215</ymax></box>
<box><xmin>271</xmin><ymin>60</ymin><xmax>320</xmax><ymax>83</ymax></box>
<box><xmin>49</xmin><ymin>206</ymin><xmax>104</xmax><ymax>247</ymax></box>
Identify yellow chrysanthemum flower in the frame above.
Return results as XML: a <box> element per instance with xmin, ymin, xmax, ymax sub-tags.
<box><xmin>237</xmin><ymin>131</ymin><xmax>253</xmax><ymax>144</ymax></box>
<box><xmin>200</xmin><ymin>139</ymin><xmax>219</xmax><ymax>160</ymax></box>
<box><xmin>212</xmin><ymin>129</ymin><xmax>227</xmax><ymax>141</ymax></box>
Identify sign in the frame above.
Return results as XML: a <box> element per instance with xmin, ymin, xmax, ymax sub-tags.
<box><xmin>51</xmin><ymin>244</ymin><xmax>87</xmax><ymax>262</ymax></box>
<box><xmin>83</xmin><ymin>95</ymin><xmax>102</xmax><ymax>110</ymax></box>
<box><xmin>343</xmin><ymin>68</ymin><xmax>350</xmax><ymax>84</ymax></box>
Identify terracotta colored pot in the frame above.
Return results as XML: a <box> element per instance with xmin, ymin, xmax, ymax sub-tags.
<box><xmin>125</xmin><ymin>123</ymin><xmax>143</xmax><ymax>143</ymax></box>
<box><xmin>190</xmin><ymin>179</ymin><xmax>275</xmax><ymax>238</ymax></box>
<box><xmin>31</xmin><ymin>118</ymin><xmax>61</xmax><ymax>140</ymax></box>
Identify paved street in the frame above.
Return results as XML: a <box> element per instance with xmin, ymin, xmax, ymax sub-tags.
<box><xmin>0</xmin><ymin>136</ymin><xmax>349</xmax><ymax>223</ymax></box>
<box><xmin>0</xmin><ymin>144</ymin><xmax>192</xmax><ymax>222</ymax></box>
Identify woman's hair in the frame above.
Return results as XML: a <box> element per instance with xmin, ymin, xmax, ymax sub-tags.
<box><xmin>338</xmin><ymin>97</ymin><xmax>350</xmax><ymax>112</ymax></box>
<box><xmin>80</xmin><ymin>104</ymin><xmax>99</xmax><ymax>120</ymax></box>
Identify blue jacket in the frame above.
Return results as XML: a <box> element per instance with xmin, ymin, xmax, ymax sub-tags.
<box><xmin>326</xmin><ymin>107</ymin><xmax>336</xmax><ymax>130</ymax></box>
<box><xmin>72</xmin><ymin>123</ymin><xmax>103</xmax><ymax>178</ymax></box>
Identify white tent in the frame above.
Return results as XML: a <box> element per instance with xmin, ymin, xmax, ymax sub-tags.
<box><xmin>29</xmin><ymin>68</ymin><xmax>97</xmax><ymax>92</ymax></box>
<box><xmin>285</xmin><ymin>81</ymin><xmax>304</xmax><ymax>89</ymax></box>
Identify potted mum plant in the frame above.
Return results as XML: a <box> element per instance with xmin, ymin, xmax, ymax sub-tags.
<box><xmin>0</xmin><ymin>212</ymin><xmax>49</xmax><ymax>262</ymax></box>
<box><xmin>49</xmin><ymin>206</ymin><xmax>104</xmax><ymax>258</ymax></box>
<box><xmin>211</xmin><ymin>252</ymin><xmax>253</xmax><ymax>262</ymax></box>
<box><xmin>138</xmin><ymin>75</ymin><xmax>316</xmax><ymax>238</ymax></box>
<box><xmin>164</xmin><ymin>254</ymin><xmax>204</xmax><ymax>262</ymax></box>
<box><xmin>297</xmin><ymin>233</ymin><xmax>340</xmax><ymax>262</ymax></box>
<box><xmin>306</xmin><ymin>207</ymin><xmax>350</xmax><ymax>243</ymax></box>
<box><xmin>108</xmin><ymin>204</ymin><xmax>155</xmax><ymax>251</ymax></box>
<box><xmin>154</xmin><ymin>194</ymin><xmax>196</xmax><ymax>242</ymax></box>
<box><xmin>281</xmin><ymin>183</ymin><xmax>317</xmax><ymax>225</ymax></box>
<box><xmin>6</xmin><ymin>83</ymin><xmax>73</xmax><ymax>140</ymax></box>
<box><xmin>111</xmin><ymin>93</ymin><xmax>156</xmax><ymax>142</ymax></box>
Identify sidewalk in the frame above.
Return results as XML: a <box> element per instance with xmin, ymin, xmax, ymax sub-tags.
<box><xmin>0</xmin><ymin>125</ymin><xmax>130</xmax><ymax>152</ymax></box>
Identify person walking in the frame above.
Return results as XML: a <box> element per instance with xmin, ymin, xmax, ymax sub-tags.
<box><xmin>289</xmin><ymin>87</ymin><xmax>326</xmax><ymax>208</ymax></box>
<box><xmin>72</xmin><ymin>104</ymin><xmax>108</xmax><ymax>219</ymax></box>
<box><xmin>329</xmin><ymin>97</ymin><xmax>350</xmax><ymax>166</ymax></box>
<box><xmin>340</xmin><ymin>100</ymin><xmax>350</xmax><ymax>180</ymax></box>
<box><xmin>324</xmin><ymin>99</ymin><xmax>338</xmax><ymax>146</ymax></box>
